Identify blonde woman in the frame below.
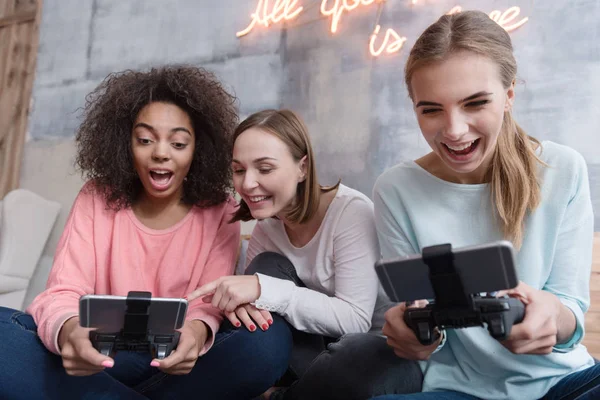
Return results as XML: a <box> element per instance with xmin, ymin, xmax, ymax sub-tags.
<box><xmin>372</xmin><ymin>10</ymin><xmax>599</xmax><ymax>400</ymax></box>
<box><xmin>188</xmin><ymin>109</ymin><xmax>420</xmax><ymax>400</ymax></box>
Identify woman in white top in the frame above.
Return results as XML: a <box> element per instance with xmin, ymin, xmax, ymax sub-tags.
<box><xmin>187</xmin><ymin>109</ymin><xmax>420</xmax><ymax>400</ymax></box>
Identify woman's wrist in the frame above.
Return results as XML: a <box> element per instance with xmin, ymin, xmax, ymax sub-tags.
<box><xmin>555</xmin><ymin>301</ymin><xmax>577</xmax><ymax>345</ymax></box>
<box><xmin>188</xmin><ymin>320</ymin><xmax>210</xmax><ymax>348</ymax></box>
<box><xmin>58</xmin><ymin>316</ymin><xmax>79</xmax><ymax>350</ymax></box>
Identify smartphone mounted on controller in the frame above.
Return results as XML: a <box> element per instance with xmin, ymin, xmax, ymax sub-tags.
<box><xmin>80</xmin><ymin>291</ymin><xmax>187</xmax><ymax>359</ymax></box>
<box><xmin>375</xmin><ymin>240</ymin><xmax>525</xmax><ymax>345</ymax></box>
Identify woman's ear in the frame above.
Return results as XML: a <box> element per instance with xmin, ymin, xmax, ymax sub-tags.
<box><xmin>298</xmin><ymin>155</ymin><xmax>308</xmax><ymax>182</ymax></box>
<box><xmin>505</xmin><ymin>80</ymin><xmax>516</xmax><ymax>112</ymax></box>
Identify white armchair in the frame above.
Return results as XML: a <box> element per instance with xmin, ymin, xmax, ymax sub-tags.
<box><xmin>0</xmin><ymin>189</ymin><xmax>60</xmax><ymax>310</ymax></box>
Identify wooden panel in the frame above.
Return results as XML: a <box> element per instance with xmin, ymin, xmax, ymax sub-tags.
<box><xmin>582</xmin><ymin>234</ymin><xmax>600</xmax><ymax>358</ymax></box>
<box><xmin>0</xmin><ymin>1</ymin><xmax>17</xmax><ymax>100</ymax></box>
<box><xmin>585</xmin><ymin>332</ymin><xmax>600</xmax><ymax>357</ymax></box>
<box><xmin>593</xmin><ymin>232</ymin><xmax>600</xmax><ymax>273</ymax></box>
<box><xmin>591</xmin><ymin>272</ymin><xmax>600</xmax><ymax>294</ymax></box>
<box><xmin>0</xmin><ymin>11</ymin><xmax>36</xmax><ymax>28</ymax></box>
<box><xmin>0</xmin><ymin>0</ymin><xmax>42</xmax><ymax>198</ymax></box>
<box><xmin>586</xmin><ymin>311</ymin><xmax>600</xmax><ymax>333</ymax></box>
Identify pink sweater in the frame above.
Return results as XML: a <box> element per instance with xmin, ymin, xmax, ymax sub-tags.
<box><xmin>27</xmin><ymin>183</ymin><xmax>240</xmax><ymax>355</ymax></box>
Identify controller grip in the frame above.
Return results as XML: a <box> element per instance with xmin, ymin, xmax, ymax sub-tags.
<box><xmin>509</xmin><ymin>298</ymin><xmax>525</xmax><ymax>324</ymax></box>
<box><xmin>487</xmin><ymin>298</ymin><xmax>526</xmax><ymax>340</ymax></box>
<box><xmin>150</xmin><ymin>331</ymin><xmax>181</xmax><ymax>359</ymax></box>
<box><xmin>89</xmin><ymin>331</ymin><xmax>116</xmax><ymax>357</ymax></box>
<box><xmin>403</xmin><ymin>307</ymin><xmax>440</xmax><ymax>346</ymax></box>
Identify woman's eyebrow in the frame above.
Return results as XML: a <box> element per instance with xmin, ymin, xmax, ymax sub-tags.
<box><xmin>253</xmin><ymin>157</ymin><xmax>277</xmax><ymax>162</ymax></box>
<box><xmin>415</xmin><ymin>100</ymin><xmax>442</xmax><ymax>108</ymax></box>
<box><xmin>133</xmin><ymin>123</ymin><xmax>192</xmax><ymax>136</ymax></box>
<box><xmin>133</xmin><ymin>122</ymin><xmax>155</xmax><ymax>132</ymax></box>
<box><xmin>416</xmin><ymin>91</ymin><xmax>493</xmax><ymax>108</ymax></box>
<box><xmin>232</xmin><ymin>157</ymin><xmax>277</xmax><ymax>164</ymax></box>
<box><xmin>170</xmin><ymin>127</ymin><xmax>192</xmax><ymax>136</ymax></box>
<box><xmin>459</xmin><ymin>91</ymin><xmax>493</xmax><ymax>103</ymax></box>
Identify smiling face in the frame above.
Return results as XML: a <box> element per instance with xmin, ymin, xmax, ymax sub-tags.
<box><xmin>232</xmin><ymin>127</ymin><xmax>306</xmax><ymax>220</ymax></box>
<box><xmin>131</xmin><ymin>101</ymin><xmax>195</xmax><ymax>204</ymax></box>
<box><xmin>410</xmin><ymin>51</ymin><xmax>514</xmax><ymax>183</ymax></box>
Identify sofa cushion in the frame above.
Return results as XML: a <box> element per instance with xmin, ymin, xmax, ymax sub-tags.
<box><xmin>0</xmin><ymin>189</ymin><xmax>60</xmax><ymax>310</ymax></box>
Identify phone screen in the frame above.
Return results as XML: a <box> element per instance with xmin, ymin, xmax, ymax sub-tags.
<box><xmin>375</xmin><ymin>240</ymin><xmax>518</xmax><ymax>302</ymax></box>
<box><xmin>79</xmin><ymin>295</ymin><xmax>187</xmax><ymax>334</ymax></box>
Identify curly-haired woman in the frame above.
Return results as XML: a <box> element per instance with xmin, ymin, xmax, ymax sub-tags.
<box><xmin>0</xmin><ymin>65</ymin><xmax>291</xmax><ymax>400</ymax></box>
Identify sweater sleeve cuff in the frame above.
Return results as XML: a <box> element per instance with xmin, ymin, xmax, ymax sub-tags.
<box><xmin>431</xmin><ymin>329</ymin><xmax>447</xmax><ymax>354</ymax></box>
<box><xmin>553</xmin><ymin>299</ymin><xmax>585</xmax><ymax>352</ymax></box>
<box><xmin>252</xmin><ymin>273</ymin><xmax>295</xmax><ymax>313</ymax></box>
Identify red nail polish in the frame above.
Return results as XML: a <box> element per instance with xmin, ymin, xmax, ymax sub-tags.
<box><xmin>262</xmin><ymin>324</ymin><xmax>268</xmax><ymax>330</ymax></box>
<box><xmin>235</xmin><ymin>322</ymin><xmax>241</xmax><ymax>327</ymax></box>
<box><xmin>267</xmin><ymin>319</ymin><xmax>273</xmax><ymax>325</ymax></box>
<box><xmin>183</xmin><ymin>295</ymin><xmax>188</xmax><ymax>300</ymax></box>
<box><xmin>250</xmin><ymin>325</ymin><xmax>256</xmax><ymax>331</ymax></box>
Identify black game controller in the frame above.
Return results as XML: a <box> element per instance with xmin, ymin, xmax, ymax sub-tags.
<box><xmin>402</xmin><ymin>243</ymin><xmax>525</xmax><ymax>345</ymax></box>
<box><xmin>404</xmin><ymin>295</ymin><xmax>525</xmax><ymax>345</ymax></box>
<box><xmin>89</xmin><ymin>291</ymin><xmax>180</xmax><ymax>359</ymax></box>
<box><xmin>90</xmin><ymin>330</ymin><xmax>181</xmax><ymax>359</ymax></box>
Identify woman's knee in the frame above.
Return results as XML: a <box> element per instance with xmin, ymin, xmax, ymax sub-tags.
<box><xmin>246</xmin><ymin>252</ymin><xmax>293</xmax><ymax>275</ymax></box>
<box><xmin>214</xmin><ymin>314</ymin><xmax>292</xmax><ymax>368</ymax></box>
<box><xmin>0</xmin><ymin>307</ymin><xmax>37</xmax><ymax>333</ymax></box>
<box><xmin>291</xmin><ymin>333</ymin><xmax>422</xmax><ymax>398</ymax></box>
<box><xmin>328</xmin><ymin>333</ymin><xmax>422</xmax><ymax>381</ymax></box>
<box><xmin>210</xmin><ymin>315</ymin><xmax>293</xmax><ymax>392</ymax></box>
<box><xmin>246</xmin><ymin>252</ymin><xmax>303</xmax><ymax>287</ymax></box>
<box><xmin>242</xmin><ymin>314</ymin><xmax>293</xmax><ymax>372</ymax></box>
<box><xmin>0</xmin><ymin>306</ymin><xmax>20</xmax><ymax>323</ymax></box>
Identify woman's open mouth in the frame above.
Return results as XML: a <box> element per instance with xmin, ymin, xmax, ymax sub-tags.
<box><xmin>246</xmin><ymin>195</ymin><xmax>272</xmax><ymax>206</ymax></box>
<box><xmin>149</xmin><ymin>170</ymin><xmax>174</xmax><ymax>191</ymax></box>
<box><xmin>442</xmin><ymin>138</ymin><xmax>480</xmax><ymax>161</ymax></box>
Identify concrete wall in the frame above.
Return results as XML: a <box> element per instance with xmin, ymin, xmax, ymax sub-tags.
<box><xmin>21</xmin><ymin>0</ymin><xmax>600</xmax><ymax>264</ymax></box>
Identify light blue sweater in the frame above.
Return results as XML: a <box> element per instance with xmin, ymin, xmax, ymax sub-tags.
<box><xmin>373</xmin><ymin>141</ymin><xmax>595</xmax><ymax>400</ymax></box>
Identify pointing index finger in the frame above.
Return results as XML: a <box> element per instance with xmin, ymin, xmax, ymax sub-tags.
<box><xmin>186</xmin><ymin>280</ymin><xmax>219</xmax><ymax>301</ymax></box>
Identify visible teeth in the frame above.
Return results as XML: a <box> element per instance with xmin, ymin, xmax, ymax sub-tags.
<box><xmin>446</xmin><ymin>140</ymin><xmax>476</xmax><ymax>151</ymax></box>
<box><xmin>152</xmin><ymin>171</ymin><xmax>170</xmax><ymax>175</ymax></box>
<box><xmin>249</xmin><ymin>196</ymin><xmax>269</xmax><ymax>203</ymax></box>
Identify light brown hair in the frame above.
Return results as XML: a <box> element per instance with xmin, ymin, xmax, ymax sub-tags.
<box><xmin>230</xmin><ymin>109</ymin><xmax>339</xmax><ymax>224</ymax></box>
<box><xmin>405</xmin><ymin>10</ymin><xmax>543</xmax><ymax>247</ymax></box>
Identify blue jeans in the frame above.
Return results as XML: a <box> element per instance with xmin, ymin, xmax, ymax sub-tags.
<box><xmin>0</xmin><ymin>306</ymin><xmax>292</xmax><ymax>399</ymax></box>
<box><xmin>371</xmin><ymin>362</ymin><xmax>600</xmax><ymax>400</ymax></box>
<box><xmin>247</xmin><ymin>252</ymin><xmax>423</xmax><ymax>400</ymax></box>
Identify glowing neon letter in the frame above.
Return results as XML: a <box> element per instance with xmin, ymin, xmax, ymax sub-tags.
<box><xmin>447</xmin><ymin>5</ymin><xmax>528</xmax><ymax>32</ymax></box>
<box><xmin>369</xmin><ymin>25</ymin><xmax>407</xmax><ymax>57</ymax></box>
<box><xmin>489</xmin><ymin>6</ymin><xmax>529</xmax><ymax>32</ymax></box>
<box><xmin>446</xmin><ymin>5</ymin><xmax>462</xmax><ymax>15</ymax></box>
<box><xmin>321</xmin><ymin>0</ymin><xmax>379</xmax><ymax>34</ymax></box>
<box><xmin>237</xmin><ymin>0</ymin><xmax>304</xmax><ymax>38</ymax></box>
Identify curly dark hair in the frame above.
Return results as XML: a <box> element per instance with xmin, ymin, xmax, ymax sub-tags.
<box><xmin>75</xmin><ymin>65</ymin><xmax>238</xmax><ymax>210</ymax></box>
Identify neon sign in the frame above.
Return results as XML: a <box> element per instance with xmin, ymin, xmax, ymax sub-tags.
<box><xmin>369</xmin><ymin>25</ymin><xmax>407</xmax><ymax>56</ymax></box>
<box><xmin>237</xmin><ymin>1</ymin><xmax>530</xmax><ymax>57</ymax></box>
<box><xmin>489</xmin><ymin>6</ymin><xmax>529</xmax><ymax>32</ymax></box>
<box><xmin>446</xmin><ymin>5</ymin><xmax>462</xmax><ymax>15</ymax></box>
<box><xmin>320</xmin><ymin>0</ymin><xmax>381</xmax><ymax>34</ymax></box>
<box><xmin>236</xmin><ymin>0</ymin><xmax>304</xmax><ymax>38</ymax></box>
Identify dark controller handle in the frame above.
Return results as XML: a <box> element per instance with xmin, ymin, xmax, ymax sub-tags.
<box><xmin>478</xmin><ymin>297</ymin><xmax>525</xmax><ymax>340</ymax></box>
<box><xmin>403</xmin><ymin>297</ymin><xmax>525</xmax><ymax>346</ymax></box>
<box><xmin>149</xmin><ymin>331</ymin><xmax>181</xmax><ymax>359</ymax></box>
<box><xmin>90</xmin><ymin>330</ymin><xmax>181</xmax><ymax>359</ymax></box>
<box><xmin>403</xmin><ymin>306</ymin><xmax>440</xmax><ymax>346</ymax></box>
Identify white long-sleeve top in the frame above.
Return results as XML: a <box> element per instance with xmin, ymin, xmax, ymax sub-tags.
<box><xmin>246</xmin><ymin>184</ymin><xmax>391</xmax><ymax>337</ymax></box>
